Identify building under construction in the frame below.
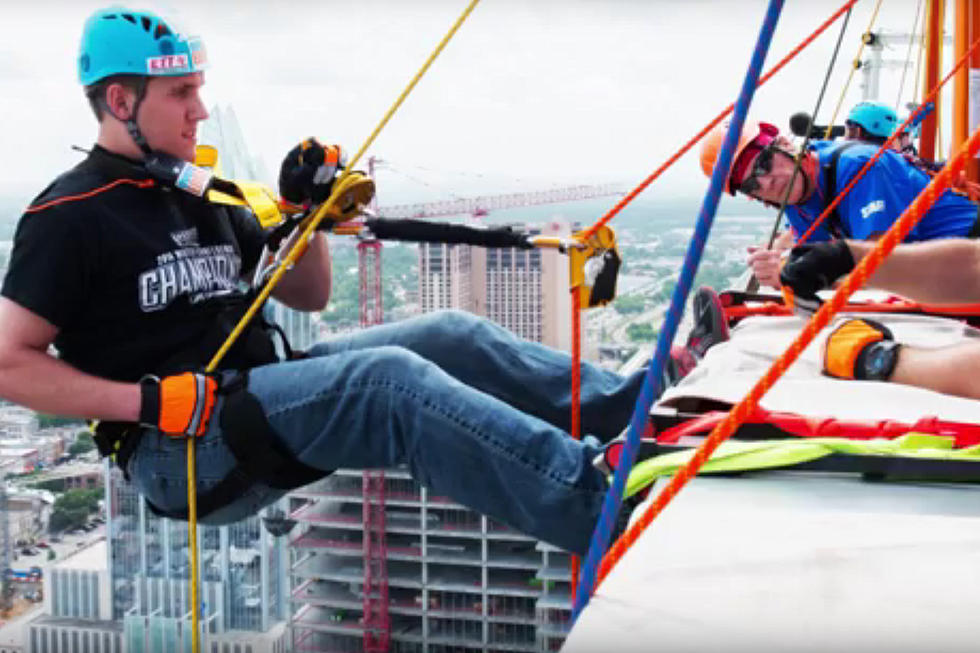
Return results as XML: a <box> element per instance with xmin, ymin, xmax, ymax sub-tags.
<box><xmin>287</xmin><ymin>469</ymin><xmax>572</xmax><ymax>652</ymax></box>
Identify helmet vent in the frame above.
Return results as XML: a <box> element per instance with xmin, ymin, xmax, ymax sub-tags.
<box><xmin>121</xmin><ymin>13</ymin><xmax>136</xmax><ymax>24</ymax></box>
<box><xmin>141</xmin><ymin>16</ymin><xmax>152</xmax><ymax>32</ymax></box>
<box><xmin>154</xmin><ymin>23</ymin><xmax>172</xmax><ymax>40</ymax></box>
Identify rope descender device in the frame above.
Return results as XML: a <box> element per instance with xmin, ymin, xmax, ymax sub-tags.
<box><xmin>533</xmin><ymin>225</ymin><xmax>621</xmax><ymax>309</ymax></box>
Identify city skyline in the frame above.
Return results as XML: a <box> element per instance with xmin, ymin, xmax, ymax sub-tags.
<box><xmin>1</xmin><ymin>1</ymin><xmax>933</xmax><ymax>205</ymax></box>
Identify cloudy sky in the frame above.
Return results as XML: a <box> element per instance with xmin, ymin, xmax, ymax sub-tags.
<box><xmin>0</xmin><ymin>0</ymin><xmax>940</xmax><ymax>205</ymax></box>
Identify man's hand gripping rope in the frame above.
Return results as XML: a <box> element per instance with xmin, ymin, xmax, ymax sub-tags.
<box><xmin>139</xmin><ymin>372</ymin><xmax>219</xmax><ymax>438</ymax></box>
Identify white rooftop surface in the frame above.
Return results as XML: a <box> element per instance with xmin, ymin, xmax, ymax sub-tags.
<box><xmin>56</xmin><ymin>539</ymin><xmax>107</xmax><ymax>571</ymax></box>
<box><xmin>564</xmin><ymin>473</ymin><xmax>980</xmax><ymax>652</ymax></box>
<box><xmin>0</xmin><ymin>447</ymin><xmax>37</xmax><ymax>456</ymax></box>
<box><xmin>660</xmin><ymin>309</ymin><xmax>980</xmax><ymax>423</ymax></box>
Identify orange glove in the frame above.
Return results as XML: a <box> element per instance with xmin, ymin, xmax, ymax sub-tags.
<box><xmin>139</xmin><ymin>372</ymin><xmax>218</xmax><ymax>437</ymax></box>
<box><xmin>823</xmin><ymin>319</ymin><xmax>900</xmax><ymax>381</ymax></box>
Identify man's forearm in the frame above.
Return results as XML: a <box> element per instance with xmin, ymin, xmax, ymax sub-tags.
<box><xmin>272</xmin><ymin>231</ymin><xmax>332</xmax><ymax>311</ymax></box>
<box><xmin>0</xmin><ymin>347</ymin><xmax>139</xmax><ymax>422</ymax></box>
<box><xmin>891</xmin><ymin>343</ymin><xmax>980</xmax><ymax>400</ymax></box>
<box><xmin>848</xmin><ymin>239</ymin><xmax>980</xmax><ymax>303</ymax></box>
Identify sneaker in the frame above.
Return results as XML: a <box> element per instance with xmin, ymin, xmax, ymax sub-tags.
<box><xmin>666</xmin><ymin>344</ymin><xmax>698</xmax><ymax>384</ymax></box>
<box><xmin>594</xmin><ymin>435</ymin><xmax>660</xmax><ymax>476</ymax></box>
<box><xmin>685</xmin><ymin>286</ymin><xmax>730</xmax><ymax>359</ymax></box>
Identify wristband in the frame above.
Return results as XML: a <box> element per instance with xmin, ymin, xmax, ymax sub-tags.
<box><xmin>823</xmin><ymin>319</ymin><xmax>896</xmax><ymax>381</ymax></box>
<box><xmin>138</xmin><ymin>375</ymin><xmax>161</xmax><ymax>427</ymax></box>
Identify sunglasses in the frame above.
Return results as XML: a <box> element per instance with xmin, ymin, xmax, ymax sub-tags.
<box><xmin>737</xmin><ymin>144</ymin><xmax>776</xmax><ymax>195</ymax></box>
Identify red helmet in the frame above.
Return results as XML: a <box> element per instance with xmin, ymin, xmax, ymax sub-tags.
<box><xmin>700</xmin><ymin>120</ymin><xmax>779</xmax><ymax>195</ymax></box>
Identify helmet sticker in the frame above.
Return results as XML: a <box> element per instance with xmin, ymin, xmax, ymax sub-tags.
<box><xmin>147</xmin><ymin>53</ymin><xmax>190</xmax><ymax>74</ymax></box>
<box><xmin>188</xmin><ymin>38</ymin><xmax>207</xmax><ymax>68</ymax></box>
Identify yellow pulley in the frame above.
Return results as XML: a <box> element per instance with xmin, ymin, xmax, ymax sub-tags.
<box><xmin>532</xmin><ymin>225</ymin><xmax>621</xmax><ymax>309</ymax></box>
<box><xmin>193</xmin><ymin>144</ymin><xmax>376</xmax><ymax>230</ymax></box>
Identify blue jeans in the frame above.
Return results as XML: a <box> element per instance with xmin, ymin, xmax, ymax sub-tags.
<box><xmin>128</xmin><ymin>310</ymin><xmax>644</xmax><ymax>554</ymax></box>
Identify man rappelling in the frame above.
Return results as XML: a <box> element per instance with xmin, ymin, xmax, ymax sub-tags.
<box><xmin>0</xmin><ymin>6</ymin><xmax>649</xmax><ymax>555</ymax></box>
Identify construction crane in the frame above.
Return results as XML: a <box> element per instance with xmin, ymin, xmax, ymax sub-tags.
<box><xmin>354</xmin><ymin>159</ymin><xmax>620</xmax><ymax>649</ymax></box>
<box><xmin>360</xmin><ymin>158</ymin><xmax>389</xmax><ymax>653</ymax></box>
<box><xmin>377</xmin><ymin>183</ymin><xmax>622</xmax><ymax>220</ymax></box>
<box><xmin>0</xmin><ymin>471</ymin><xmax>11</xmax><ymax>617</ymax></box>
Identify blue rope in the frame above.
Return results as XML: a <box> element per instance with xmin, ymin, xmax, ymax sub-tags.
<box><xmin>571</xmin><ymin>0</ymin><xmax>787</xmax><ymax>621</ymax></box>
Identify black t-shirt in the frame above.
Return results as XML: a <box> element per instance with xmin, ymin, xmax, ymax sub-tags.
<box><xmin>2</xmin><ymin>146</ymin><xmax>267</xmax><ymax>382</ymax></box>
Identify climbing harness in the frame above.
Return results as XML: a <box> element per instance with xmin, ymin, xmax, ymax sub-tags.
<box><xmin>820</xmin><ymin>140</ymin><xmax>863</xmax><ymax>238</ymax></box>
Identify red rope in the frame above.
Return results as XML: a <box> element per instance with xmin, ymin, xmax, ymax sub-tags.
<box><xmin>594</xmin><ymin>121</ymin><xmax>980</xmax><ymax>589</ymax></box>
<box><xmin>570</xmin><ymin>288</ymin><xmax>582</xmax><ymax>600</ymax></box>
<box><xmin>723</xmin><ymin>298</ymin><xmax>980</xmax><ymax>321</ymax></box>
<box><xmin>579</xmin><ymin>0</ymin><xmax>860</xmax><ymax>241</ymax></box>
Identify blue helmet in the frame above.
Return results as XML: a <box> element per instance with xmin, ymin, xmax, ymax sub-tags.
<box><xmin>846</xmin><ymin>101</ymin><xmax>898</xmax><ymax>139</ymax></box>
<box><xmin>78</xmin><ymin>7</ymin><xmax>208</xmax><ymax>86</ymax></box>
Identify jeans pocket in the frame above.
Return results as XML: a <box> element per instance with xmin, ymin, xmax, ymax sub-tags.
<box><xmin>128</xmin><ymin>427</ymin><xmax>237</xmax><ymax>517</ymax></box>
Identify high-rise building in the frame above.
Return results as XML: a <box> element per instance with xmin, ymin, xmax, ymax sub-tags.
<box><xmin>105</xmin><ymin>467</ymin><xmax>291</xmax><ymax>652</ymax></box>
<box><xmin>419</xmin><ymin>221</ymin><xmax>574</xmax><ymax>351</ymax></box>
<box><xmin>198</xmin><ymin>105</ymin><xmax>272</xmax><ymax>184</ymax></box>
<box><xmin>26</xmin><ymin>541</ymin><xmax>120</xmax><ymax>653</ymax></box>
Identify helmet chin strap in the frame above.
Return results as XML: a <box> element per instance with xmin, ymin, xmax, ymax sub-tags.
<box><xmin>107</xmin><ymin>77</ymin><xmax>153</xmax><ymax>157</ymax></box>
<box><xmin>793</xmin><ymin>150</ymin><xmax>818</xmax><ymax>204</ymax></box>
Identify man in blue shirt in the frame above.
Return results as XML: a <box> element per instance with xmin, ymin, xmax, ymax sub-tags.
<box><xmin>784</xmin><ymin>139</ymin><xmax>977</xmax><ymax>241</ymax></box>
<box><xmin>700</xmin><ymin>119</ymin><xmax>980</xmax><ymax>287</ymax></box>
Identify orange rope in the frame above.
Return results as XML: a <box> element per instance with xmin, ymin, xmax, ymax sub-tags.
<box><xmin>594</xmin><ymin>121</ymin><xmax>980</xmax><ymax>589</ymax></box>
<box><xmin>725</xmin><ymin>299</ymin><xmax>980</xmax><ymax>320</ymax></box>
<box><xmin>797</xmin><ymin>33</ymin><xmax>980</xmax><ymax>244</ymax></box>
<box><xmin>25</xmin><ymin>178</ymin><xmax>155</xmax><ymax>213</ymax></box>
<box><xmin>579</xmin><ymin>0</ymin><xmax>860</xmax><ymax>241</ymax></box>
<box><xmin>570</xmin><ymin>288</ymin><xmax>582</xmax><ymax>600</ymax></box>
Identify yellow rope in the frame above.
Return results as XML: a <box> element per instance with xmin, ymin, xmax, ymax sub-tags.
<box><xmin>823</xmin><ymin>0</ymin><xmax>885</xmax><ymax>139</ymax></box>
<box><xmin>186</xmin><ymin>2</ymin><xmax>481</xmax><ymax>650</ymax></box>
<box><xmin>895</xmin><ymin>0</ymin><xmax>925</xmax><ymax>109</ymax></box>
